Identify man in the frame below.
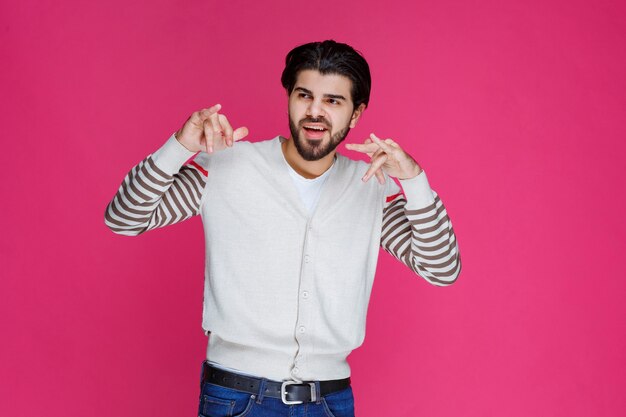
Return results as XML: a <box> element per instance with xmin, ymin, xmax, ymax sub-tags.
<box><xmin>105</xmin><ymin>40</ymin><xmax>461</xmax><ymax>416</ymax></box>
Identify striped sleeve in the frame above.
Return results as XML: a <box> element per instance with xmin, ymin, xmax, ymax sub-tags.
<box><xmin>104</xmin><ymin>135</ymin><xmax>208</xmax><ymax>236</ymax></box>
<box><xmin>380</xmin><ymin>171</ymin><xmax>461</xmax><ymax>286</ymax></box>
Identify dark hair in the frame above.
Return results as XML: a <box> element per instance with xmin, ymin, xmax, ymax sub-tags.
<box><xmin>281</xmin><ymin>40</ymin><xmax>371</xmax><ymax>109</ymax></box>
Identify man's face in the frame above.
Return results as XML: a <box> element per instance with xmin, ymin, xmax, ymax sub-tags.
<box><xmin>288</xmin><ymin>69</ymin><xmax>364</xmax><ymax>161</ymax></box>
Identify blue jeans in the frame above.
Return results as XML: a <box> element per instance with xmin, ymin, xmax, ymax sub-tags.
<box><xmin>197</xmin><ymin>366</ymin><xmax>355</xmax><ymax>417</ymax></box>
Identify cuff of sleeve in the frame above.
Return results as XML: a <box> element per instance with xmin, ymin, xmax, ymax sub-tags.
<box><xmin>399</xmin><ymin>170</ymin><xmax>436</xmax><ymax>209</ymax></box>
<box><xmin>150</xmin><ymin>133</ymin><xmax>198</xmax><ymax>175</ymax></box>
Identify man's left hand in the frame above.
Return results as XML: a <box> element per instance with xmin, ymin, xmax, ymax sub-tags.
<box><xmin>345</xmin><ymin>133</ymin><xmax>423</xmax><ymax>184</ymax></box>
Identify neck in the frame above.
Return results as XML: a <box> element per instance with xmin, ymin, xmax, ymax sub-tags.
<box><xmin>281</xmin><ymin>138</ymin><xmax>336</xmax><ymax>179</ymax></box>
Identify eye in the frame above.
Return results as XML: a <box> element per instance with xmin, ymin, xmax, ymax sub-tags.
<box><xmin>327</xmin><ymin>98</ymin><xmax>340</xmax><ymax>105</ymax></box>
<box><xmin>299</xmin><ymin>93</ymin><xmax>312</xmax><ymax>99</ymax></box>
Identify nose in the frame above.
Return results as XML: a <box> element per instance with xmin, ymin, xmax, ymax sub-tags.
<box><xmin>306</xmin><ymin>99</ymin><xmax>326</xmax><ymax>119</ymax></box>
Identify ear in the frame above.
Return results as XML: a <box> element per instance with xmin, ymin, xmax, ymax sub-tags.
<box><xmin>349</xmin><ymin>103</ymin><xmax>366</xmax><ymax>128</ymax></box>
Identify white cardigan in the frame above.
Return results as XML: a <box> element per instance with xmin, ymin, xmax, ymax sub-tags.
<box><xmin>105</xmin><ymin>135</ymin><xmax>461</xmax><ymax>381</ymax></box>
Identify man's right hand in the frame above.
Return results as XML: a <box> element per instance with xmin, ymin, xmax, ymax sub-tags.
<box><xmin>175</xmin><ymin>104</ymin><xmax>249</xmax><ymax>154</ymax></box>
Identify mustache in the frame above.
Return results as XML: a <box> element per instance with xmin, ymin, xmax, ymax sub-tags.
<box><xmin>299</xmin><ymin>117</ymin><xmax>331</xmax><ymax>128</ymax></box>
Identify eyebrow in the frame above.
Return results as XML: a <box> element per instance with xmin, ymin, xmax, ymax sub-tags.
<box><xmin>294</xmin><ymin>87</ymin><xmax>347</xmax><ymax>101</ymax></box>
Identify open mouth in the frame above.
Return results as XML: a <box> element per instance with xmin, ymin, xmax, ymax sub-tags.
<box><xmin>302</xmin><ymin>124</ymin><xmax>328</xmax><ymax>139</ymax></box>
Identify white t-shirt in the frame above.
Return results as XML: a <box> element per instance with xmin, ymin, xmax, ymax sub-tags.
<box><xmin>283</xmin><ymin>157</ymin><xmax>336</xmax><ymax>215</ymax></box>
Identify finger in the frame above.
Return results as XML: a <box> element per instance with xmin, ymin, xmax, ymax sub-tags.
<box><xmin>370</xmin><ymin>133</ymin><xmax>396</xmax><ymax>154</ymax></box>
<box><xmin>369</xmin><ymin>147</ymin><xmax>384</xmax><ymax>161</ymax></box>
<box><xmin>345</xmin><ymin>142</ymin><xmax>379</xmax><ymax>154</ymax></box>
<box><xmin>218</xmin><ymin>114</ymin><xmax>234</xmax><ymax>146</ymax></box>
<box><xmin>203</xmin><ymin>119</ymin><xmax>214</xmax><ymax>153</ymax></box>
<box><xmin>210</xmin><ymin>112</ymin><xmax>223</xmax><ymax>146</ymax></box>
<box><xmin>233</xmin><ymin>126</ymin><xmax>249</xmax><ymax>142</ymax></box>
<box><xmin>368</xmin><ymin>144</ymin><xmax>386</xmax><ymax>183</ymax></box>
<box><xmin>374</xmin><ymin>168</ymin><xmax>385</xmax><ymax>185</ymax></box>
<box><xmin>197</xmin><ymin>104</ymin><xmax>222</xmax><ymax>122</ymax></box>
<box><xmin>363</xmin><ymin>139</ymin><xmax>379</xmax><ymax>158</ymax></box>
<box><xmin>363</xmin><ymin>153</ymin><xmax>388</xmax><ymax>182</ymax></box>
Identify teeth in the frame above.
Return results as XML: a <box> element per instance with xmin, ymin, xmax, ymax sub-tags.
<box><xmin>305</xmin><ymin>126</ymin><xmax>325</xmax><ymax>131</ymax></box>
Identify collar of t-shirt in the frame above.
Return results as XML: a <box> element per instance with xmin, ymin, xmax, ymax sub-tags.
<box><xmin>283</xmin><ymin>155</ymin><xmax>336</xmax><ymax>215</ymax></box>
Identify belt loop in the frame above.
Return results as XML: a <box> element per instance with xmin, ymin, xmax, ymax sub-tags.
<box><xmin>314</xmin><ymin>381</ymin><xmax>322</xmax><ymax>404</ymax></box>
<box><xmin>256</xmin><ymin>378</ymin><xmax>268</xmax><ymax>404</ymax></box>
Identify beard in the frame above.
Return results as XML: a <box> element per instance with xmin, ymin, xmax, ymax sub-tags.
<box><xmin>289</xmin><ymin>116</ymin><xmax>351</xmax><ymax>161</ymax></box>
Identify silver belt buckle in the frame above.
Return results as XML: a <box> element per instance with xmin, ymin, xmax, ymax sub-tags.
<box><xmin>281</xmin><ymin>381</ymin><xmax>317</xmax><ymax>405</ymax></box>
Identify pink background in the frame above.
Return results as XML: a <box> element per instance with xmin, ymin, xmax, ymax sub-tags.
<box><xmin>1</xmin><ymin>0</ymin><xmax>625</xmax><ymax>416</ymax></box>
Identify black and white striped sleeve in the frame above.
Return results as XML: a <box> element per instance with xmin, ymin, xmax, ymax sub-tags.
<box><xmin>105</xmin><ymin>135</ymin><xmax>208</xmax><ymax>236</ymax></box>
<box><xmin>380</xmin><ymin>172</ymin><xmax>461</xmax><ymax>286</ymax></box>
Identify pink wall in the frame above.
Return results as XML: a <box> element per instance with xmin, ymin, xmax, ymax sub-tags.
<box><xmin>2</xmin><ymin>0</ymin><xmax>625</xmax><ymax>416</ymax></box>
